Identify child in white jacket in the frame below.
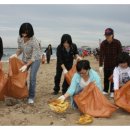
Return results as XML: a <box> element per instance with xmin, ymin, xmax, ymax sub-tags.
<box><xmin>113</xmin><ymin>52</ymin><xmax>130</xmax><ymax>90</ymax></box>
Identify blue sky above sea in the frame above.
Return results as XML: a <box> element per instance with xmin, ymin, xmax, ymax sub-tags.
<box><xmin>0</xmin><ymin>4</ymin><xmax>130</xmax><ymax>48</ymax></box>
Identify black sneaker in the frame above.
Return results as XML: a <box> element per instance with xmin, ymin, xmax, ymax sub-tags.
<box><xmin>52</xmin><ymin>91</ymin><xmax>59</xmax><ymax>95</ymax></box>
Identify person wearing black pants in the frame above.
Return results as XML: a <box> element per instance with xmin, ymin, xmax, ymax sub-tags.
<box><xmin>0</xmin><ymin>37</ymin><xmax>3</xmax><ymax>61</ymax></box>
<box><xmin>99</xmin><ymin>28</ymin><xmax>122</xmax><ymax>98</ymax></box>
<box><xmin>53</xmin><ymin>34</ymin><xmax>81</xmax><ymax>95</ymax></box>
<box><xmin>45</xmin><ymin>44</ymin><xmax>52</xmax><ymax>64</ymax></box>
<box><xmin>54</xmin><ymin>62</ymin><xmax>73</xmax><ymax>94</ymax></box>
<box><xmin>104</xmin><ymin>68</ymin><xmax>114</xmax><ymax>93</ymax></box>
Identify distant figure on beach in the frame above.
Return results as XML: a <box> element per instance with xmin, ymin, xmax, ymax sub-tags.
<box><xmin>94</xmin><ymin>48</ymin><xmax>100</xmax><ymax>61</ymax></box>
<box><xmin>10</xmin><ymin>22</ymin><xmax>42</xmax><ymax>104</ymax></box>
<box><xmin>0</xmin><ymin>37</ymin><xmax>3</xmax><ymax>61</ymax></box>
<box><xmin>44</xmin><ymin>44</ymin><xmax>52</xmax><ymax>64</ymax></box>
<box><xmin>99</xmin><ymin>28</ymin><xmax>122</xmax><ymax>98</ymax></box>
<box><xmin>53</xmin><ymin>34</ymin><xmax>82</xmax><ymax>95</ymax></box>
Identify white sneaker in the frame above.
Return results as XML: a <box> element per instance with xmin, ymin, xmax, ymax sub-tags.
<box><xmin>28</xmin><ymin>98</ymin><xmax>34</xmax><ymax>104</ymax></box>
<box><xmin>102</xmin><ymin>91</ymin><xmax>108</xmax><ymax>95</ymax></box>
<box><xmin>110</xmin><ymin>92</ymin><xmax>114</xmax><ymax>98</ymax></box>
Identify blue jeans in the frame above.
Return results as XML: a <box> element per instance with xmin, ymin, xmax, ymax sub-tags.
<box><xmin>29</xmin><ymin>60</ymin><xmax>40</xmax><ymax>99</ymax></box>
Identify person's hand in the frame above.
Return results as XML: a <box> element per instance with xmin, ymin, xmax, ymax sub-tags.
<box><xmin>19</xmin><ymin>65</ymin><xmax>27</xmax><ymax>72</ymax></box>
<box><xmin>58</xmin><ymin>95</ymin><xmax>65</xmax><ymax>101</ymax></box>
<box><xmin>10</xmin><ymin>54</ymin><xmax>17</xmax><ymax>58</ymax></box>
<box><xmin>99</xmin><ymin>67</ymin><xmax>103</xmax><ymax>74</ymax></box>
<box><xmin>76</xmin><ymin>56</ymin><xmax>82</xmax><ymax>61</ymax></box>
<box><xmin>63</xmin><ymin>69</ymin><xmax>68</xmax><ymax>74</ymax></box>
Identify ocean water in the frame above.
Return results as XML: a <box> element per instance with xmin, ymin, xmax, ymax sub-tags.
<box><xmin>2</xmin><ymin>48</ymin><xmax>57</xmax><ymax>61</ymax></box>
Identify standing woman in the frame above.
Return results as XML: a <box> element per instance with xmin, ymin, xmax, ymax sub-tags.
<box><xmin>45</xmin><ymin>44</ymin><xmax>52</xmax><ymax>64</ymax></box>
<box><xmin>10</xmin><ymin>23</ymin><xmax>42</xmax><ymax>104</ymax></box>
<box><xmin>0</xmin><ymin>37</ymin><xmax>3</xmax><ymax>61</ymax></box>
<box><xmin>53</xmin><ymin>34</ymin><xmax>82</xmax><ymax>95</ymax></box>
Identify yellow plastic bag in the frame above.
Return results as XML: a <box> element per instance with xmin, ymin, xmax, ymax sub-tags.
<box><xmin>48</xmin><ymin>99</ymin><xmax>69</xmax><ymax>113</ymax></box>
<box><xmin>77</xmin><ymin>114</ymin><xmax>93</xmax><ymax>125</ymax></box>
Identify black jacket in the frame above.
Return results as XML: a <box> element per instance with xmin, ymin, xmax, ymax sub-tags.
<box><xmin>56</xmin><ymin>43</ymin><xmax>78</xmax><ymax>66</ymax></box>
<box><xmin>0</xmin><ymin>37</ymin><xmax>3</xmax><ymax>60</ymax></box>
<box><xmin>44</xmin><ymin>48</ymin><xmax>52</xmax><ymax>56</ymax></box>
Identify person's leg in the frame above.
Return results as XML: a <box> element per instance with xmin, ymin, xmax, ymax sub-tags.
<box><xmin>53</xmin><ymin>64</ymin><xmax>62</xmax><ymax>94</ymax></box>
<box><xmin>48</xmin><ymin>55</ymin><xmax>51</xmax><ymax>63</ymax></box>
<box><xmin>109</xmin><ymin>69</ymin><xmax>114</xmax><ymax>97</ymax></box>
<box><xmin>103</xmin><ymin>68</ymin><xmax>110</xmax><ymax>93</ymax></box>
<box><xmin>47</xmin><ymin>55</ymin><xmax>49</xmax><ymax>63</ymax></box>
<box><xmin>29</xmin><ymin>60</ymin><xmax>40</xmax><ymax>101</ymax></box>
<box><xmin>62</xmin><ymin>79</ymin><xmax>69</xmax><ymax>94</ymax></box>
<box><xmin>62</xmin><ymin>63</ymin><xmax>73</xmax><ymax>94</ymax></box>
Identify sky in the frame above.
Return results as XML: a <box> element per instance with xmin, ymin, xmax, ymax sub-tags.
<box><xmin>0</xmin><ymin>4</ymin><xmax>130</xmax><ymax>48</ymax></box>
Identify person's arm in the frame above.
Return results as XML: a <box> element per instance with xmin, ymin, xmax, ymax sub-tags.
<box><xmin>0</xmin><ymin>37</ymin><xmax>3</xmax><ymax>60</ymax></box>
<box><xmin>51</xmin><ymin>48</ymin><xmax>52</xmax><ymax>55</ymax></box>
<box><xmin>57</xmin><ymin>46</ymin><xmax>65</xmax><ymax>67</ymax></box>
<box><xmin>58</xmin><ymin>73</ymin><xmax>79</xmax><ymax>100</ymax></box>
<box><xmin>99</xmin><ymin>43</ymin><xmax>104</xmax><ymax>67</ymax></box>
<box><xmin>64</xmin><ymin>73</ymin><xmax>79</xmax><ymax>98</ymax></box>
<box><xmin>113</xmin><ymin>67</ymin><xmax>120</xmax><ymax>90</ymax></box>
<box><xmin>117</xmin><ymin>40</ymin><xmax>122</xmax><ymax>54</ymax></box>
<box><xmin>73</xmin><ymin>43</ymin><xmax>80</xmax><ymax>58</ymax></box>
<box><xmin>44</xmin><ymin>48</ymin><xmax>47</xmax><ymax>53</ymax></box>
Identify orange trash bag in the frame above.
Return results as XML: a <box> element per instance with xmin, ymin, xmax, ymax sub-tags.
<box><xmin>4</xmin><ymin>57</ymin><xmax>28</xmax><ymax>99</ymax></box>
<box><xmin>0</xmin><ymin>62</ymin><xmax>8</xmax><ymax>100</ymax></box>
<box><xmin>74</xmin><ymin>82</ymin><xmax>118</xmax><ymax>117</ymax></box>
<box><xmin>65</xmin><ymin>64</ymin><xmax>77</xmax><ymax>85</ymax></box>
<box><xmin>114</xmin><ymin>81</ymin><xmax>130</xmax><ymax>112</ymax></box>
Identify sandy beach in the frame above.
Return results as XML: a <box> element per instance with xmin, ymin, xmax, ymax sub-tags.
<box><xmin>0</xmin><ymin>56</ymin><xmax>130</xmax><ymax>126</ymax></box>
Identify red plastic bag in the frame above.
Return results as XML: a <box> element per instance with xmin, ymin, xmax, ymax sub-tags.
<box><xmin>4</xmin><ymin>57</ymin><xmax>28</xmax><ymax>99</ymax></box>
<box><xmin>74</xmin><ymin>82</ymin><xmax>118</xmax><ymax>117</ymax></box>
<box><xmin>114</xmin><ymin>81</ymin><xmax>130</xmax><ymax>112</ymax></box>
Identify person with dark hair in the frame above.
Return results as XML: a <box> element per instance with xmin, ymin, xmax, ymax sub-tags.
<box><xmin>53</xmin><ymin>34</ymin><xmax>82</xmax><ymax>95</ymax></box>
<box><xmin>44</xmin><ymin>44</ymin><xmax>52</xmax><ymax>64</ymax></box>
<box><xmin>113</xmin><ymin>52</ymin><xmax>130</xmax><ymax>90</ymax></box>
<box><xmin>10</xmin><ymin>23</ymin><xmax>42</xmax><ymax>104</ymax></box>
<box><xmin>99</xmin><ymin>28</ymin><xmax>122</xmax><ymax>97</ymax></box>
<box><xmin>58</xmin><ymin>60</ymin><xmax>102</xmax><ymax>107</ymax></box>
<box><xmin>0</xmin><ymin>37</ymin><xmax>3</xmax><ymax>61</ymax></box>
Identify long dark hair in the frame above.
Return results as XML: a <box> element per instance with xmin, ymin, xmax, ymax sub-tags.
<box><xmin>60</xmin><ymin>34</ymin><xmax>72</xmax><ymax>47</ymax></box>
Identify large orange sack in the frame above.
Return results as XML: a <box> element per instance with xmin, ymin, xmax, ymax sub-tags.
<box><xmin>114</xmin><ymin>81</ymin><xmax>130</xmax><ymax>112</ymax></box>
<box><xmin>4</xmin><ymin>57</ymin><xmax>28</xmax><ymax>99</ymax></box>
<box><xmin>74</xmin><ymin>82</ymin><xmax>118</xmax><ymax>117</ymax></box>
<box><xmin>0</xmin><ymin>62</ymin><xmax>8</xmax><ymax>100</ymax></box>
<box><xmin>65</xmin><ymin>64</ymin><xmax>77</xmax><ymax>85</ymax></box>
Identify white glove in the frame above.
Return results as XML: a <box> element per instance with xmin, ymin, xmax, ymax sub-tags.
<box><xmin>19</xmin><ymin>65</ymin><xmax>27</xmax><ymax>72</ymax></box>
<box><xmin>99</xmin><ymin>67</ymin><xmax>103</xmax><ymax>74</ymax></box>
<box><xmin>63</xmin><ymin>69</ymin><xmax>68</xmax><ymax>74</ymax></box>
<box><xmin>10</xmin><ymin>54</ymin><xmax>17</xmax><ymax>58</ymax></box>
<box><xmin>77</xmin><ymin>56</ymin><xmax>82</xmax><ymax>61</ymax></box>
<box><xmin>58</xmin><ymin>95</ymin><xmax>65</xmax><ymax>101</ymax></box>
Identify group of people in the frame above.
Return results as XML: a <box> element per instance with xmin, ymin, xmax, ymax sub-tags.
<box><xmin>0</xmin><ymin>23</ymin><xmax>130</xmax><ymax>116</ymax></box>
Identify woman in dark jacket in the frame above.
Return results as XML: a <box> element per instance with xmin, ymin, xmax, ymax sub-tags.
<box><xmin>45</xmin><ymin>44</ymin><xmax>52</xmax><ymax>64</ymax></box>
<box><xmin>53</xmin><ymin>34</ymin><xmax>82</xmax><ymax>95</ymax></box>
<box><xmin>0</xmin><ymin>37</ymin><xmax>3</xmax><ymax>61</ymax></box>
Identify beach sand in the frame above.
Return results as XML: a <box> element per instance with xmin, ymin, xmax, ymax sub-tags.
<box><xmin>0</xmin><ymin>56</ymin><xmax>130</xmax><ymax>126</ymax></box>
